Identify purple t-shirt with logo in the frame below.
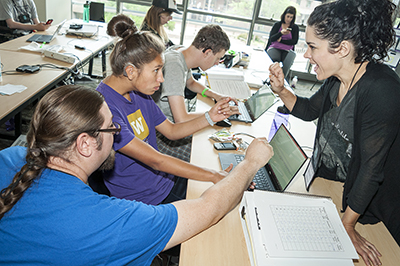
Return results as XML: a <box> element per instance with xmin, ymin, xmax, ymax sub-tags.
<box><xmin>97</xmin><ymin>82</ymin><xmax>174</xmax><ymax>205</ymax></box>
<box><xmin>269</xmin><ymin>26</ymin><xmax>294</xmax><ymax>51</ymax></box>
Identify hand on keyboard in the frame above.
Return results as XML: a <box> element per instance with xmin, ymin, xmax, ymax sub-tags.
<box><xmin>209</xmin><ymin>97</ymin><xmax>240</xmax><ymax>122</ymax></box>
<box><xmin>229</xmin><ymin>101</ymin><xmax>242</xmax><ymax>118</ymax></box>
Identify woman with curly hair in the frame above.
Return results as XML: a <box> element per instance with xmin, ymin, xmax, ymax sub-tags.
<box><xmin>269</xmin><ymin>1</ymin><xmax>400</xmax><ymax>265</ymax></box>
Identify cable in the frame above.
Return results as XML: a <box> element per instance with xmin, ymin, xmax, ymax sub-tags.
<box><xmin>233</xmin><ymin>132</ymin><xmax>256</xmax><ymax>139</ymax></box>
<box><xmin>309</xmin><ymin>80</ymin><xmax>320</xmax><ymax>91</ymax></box>
<box><xmin>2</xmin><ymin>63</ymin><xmax>80</xmax><ymax>76</ymax></box>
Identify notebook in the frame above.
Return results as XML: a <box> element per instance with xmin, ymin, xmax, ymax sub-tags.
<box><xmin>219</xmin><ymin>124</ymin><xmax>308</xmax><ymax>191</ymax></box>
<box><xmin>229</xmin><ymin>84</ymin><xmax>278</xmax><ymax>123</ymax></box>
<box><xmin>66</xmin><ymin>24</ymin><xmax>99</xmax><ymax>37</ymax></box>
<box><xmin>205</xmin><ymin>67</ymin><xmax>251</xmax><ymax>99</ymax></box>
<box><xmin>239</xmin><ymin>191</ymin><xmax>358</xmax><ymax>266</ymax></box>
<box><xmin>26</xmin><ymin>20</ymin><xmax>66</xmax><ymax>43</ymax></box>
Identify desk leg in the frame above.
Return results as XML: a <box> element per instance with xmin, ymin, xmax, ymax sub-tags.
<box><xmin>88</xmin><ymin>51</ymin><xmax>107</xmax><ymax>79</ymax></box>
<box><xmin>88</xmin><ymin>58</ymin><xmax>94</xmax><ymax>77</ymax></box>
<box><xmin>102</xmin><ymin>50</ymin><xmax>106</xmax><ymax>78</ymax></box>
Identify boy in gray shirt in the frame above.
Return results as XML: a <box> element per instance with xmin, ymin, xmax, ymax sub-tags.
<box><xmin>153</xmin><ymin>24</ymin><xmax>237</xmax><ymax>161</ymax></box>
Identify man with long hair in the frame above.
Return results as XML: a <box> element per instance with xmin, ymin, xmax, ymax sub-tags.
<box><xmin>0</xmin><ymin>85</ymin><xmax>272</xmax><ymax>265</ymax></box>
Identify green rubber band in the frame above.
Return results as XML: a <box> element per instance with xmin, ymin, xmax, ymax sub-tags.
<box><xmin>201</xmin><ymin>87</ymin><xmax>209</xmax><ymax>97</ymax></box>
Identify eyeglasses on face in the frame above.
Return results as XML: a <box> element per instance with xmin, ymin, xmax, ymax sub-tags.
<box><xmin>96</xmin><ymin>121</ymin><xmax>121</xmax><ymax>135</ymax></box>
<box><xmin>202</xmin><ymin>47</ymin><xmax>213</xmax><ymax>53</ymax></box>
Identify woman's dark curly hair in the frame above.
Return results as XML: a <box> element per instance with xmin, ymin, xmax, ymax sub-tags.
<box><xmin>307</xmin><ymin>0</ymin><xmax>395</xmax><ymax>63</ymax></box>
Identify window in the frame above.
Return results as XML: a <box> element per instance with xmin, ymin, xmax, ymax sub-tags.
<box><xmin>72</xmin><ymin>0</ymin><xmax>116</xmax><ymax>22</ymax></box>
<box><xmin>121</xmin><ymin>3</ymin><xmax>148</xmax><ymax>27</ymax></box>
<box><xmin>182</xmin><ymin>14</ymin><xmax>251</xmax><ymax>48</ymax></box>
<box><xmin>188</xmin><ymin>0</ymin><xmax>256</xmax><ymax>19</ymax></box>
<box><xmin>72</xmin><ymin>0</ymin><xmax>322</xmax><ymax>73</ymax></box>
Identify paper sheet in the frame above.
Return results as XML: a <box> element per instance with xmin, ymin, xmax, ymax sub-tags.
<box><xmin>0</xmin><ymin>84</ymin><xmax>27</xmax><ymax>95</ymax></box>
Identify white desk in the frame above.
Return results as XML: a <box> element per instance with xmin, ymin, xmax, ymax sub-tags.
<box><xmin>0</xmin><ymin>50</ymin><xmax>69</xmax><ymax>137</ymax></box>
<box><xmin>179</xmin><ymin>95</ymin><xmax>400</xmax><ymax>266</ymax></box>
<box><xmin>0</xmin><ymin>20</ymin><xmax>113</xmax><ymax>75</ymax></box>
<box><xmin>0</xmin><ymin>20</ymin><xmax>114</xmax><ymax>138</ymax></box>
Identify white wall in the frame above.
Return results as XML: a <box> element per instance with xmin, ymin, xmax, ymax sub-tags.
<box><xmin>33</xmin><ymin>0</ymin><xmax>71</xmax><ymax>24</ymax></box>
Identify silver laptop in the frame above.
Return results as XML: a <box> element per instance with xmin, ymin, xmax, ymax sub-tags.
<box><xmin>229</xmin><ymin>84</ymin><xmax>278</xmax><ymax>123</ymax></box>
<box><xmin>26</xmin><ymin>20</ymin><xmax>66</xmax><ymax>43</ymax></box>
<box><xmin>219</xmin><ymin>124</ymin><xmax>307</xmax><ymax>191</ymax></box>
<box><xmin>66</xmin><ymin>24</ymin><xmax>99</xmax><ymax>37</ymax></box>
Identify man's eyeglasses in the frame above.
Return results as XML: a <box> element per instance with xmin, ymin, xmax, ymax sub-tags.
<box><xmin>96</xmin><ymin>122</ymin><xmax>121</xmax><ymax>135</ymax></box>
<box><xmin>202</xmin><ymin>47</ymin><xmax>212</xmax><ymax>53</ymax></box>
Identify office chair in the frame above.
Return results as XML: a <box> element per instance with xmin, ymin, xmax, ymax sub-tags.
<box><xmin>0</xmin><ymin>25</ymin><xmax>26</xmax><ymax>43</ymax></box>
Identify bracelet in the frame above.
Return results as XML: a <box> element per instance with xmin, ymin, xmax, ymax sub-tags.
<box><xmin>201</xmin><ymin>87</ymin><xmax>209</xmax><ymax>97</ymax></box>
<box><xmin>205</xmin><ymin>111</ymin><xmax>216</xmax><ymax>126</ymax></box>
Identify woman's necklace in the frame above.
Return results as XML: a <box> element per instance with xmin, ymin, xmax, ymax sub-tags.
<box><xmin>307</xmin><ymin>61</ymin><xmax>366</xmax><ymax>183</ymax></box>
<box><xmin>337</xmin><ymin>62</ymin><xmax>364</xmax><ymax>106</ymax></box>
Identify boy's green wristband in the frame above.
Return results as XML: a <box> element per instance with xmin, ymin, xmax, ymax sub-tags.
<box><xmin>201</xmin><ymin>88</ymin><xmax>209</xmax><ymax>97</ymax></box>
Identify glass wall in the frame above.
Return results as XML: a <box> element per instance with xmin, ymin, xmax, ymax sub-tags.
<box><xmin>71</xmin><ymin>0</ymin><xmax>323</xmax><ymax>73</ymax></box>
<box><xmin>72</xmin><ymin>0</ymin><xmax>117</xmax><ymax>22</ymax></box>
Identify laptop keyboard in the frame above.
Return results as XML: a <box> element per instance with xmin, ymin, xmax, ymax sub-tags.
<box><xmin>233</xmin><ymin>154</ymin><xmax>274</xmax><ymax>191</ymax></box>
<box><xmin>229</xmin><ymin>101</ymin><xmax>251</xmax><ymax>122</ymax></box>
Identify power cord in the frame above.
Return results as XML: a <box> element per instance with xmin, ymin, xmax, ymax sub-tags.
<box><xmin>2</xmin><ymin>63</ymin><xmax>79</xmax><ymax>76</ymax></box>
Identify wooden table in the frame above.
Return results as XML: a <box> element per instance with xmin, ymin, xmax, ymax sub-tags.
<box><xmin>0</xmin><ymin>19</ymin><xmax>114</xmax><ymax>138</ymax></box>
<box><xmin>0</xmin><ymin>50</ymin><xmax>69</xmax><ymax>137</ymax></box>
<box><xmin>0</xmin><ymin>20</ymin><xmax>114</xmax><ymax>76</ymax></box>
<box><xmin>179</xmin><ymin>96</ymin><xmax>400</xmax><ymax>266</ymax></box>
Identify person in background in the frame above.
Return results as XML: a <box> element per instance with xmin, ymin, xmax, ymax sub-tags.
<box><xmin>96</xmin><ymin>14</ymin><xmax>240</xmax><ymax>206</ymax></box>
<box><xmin>265</xmin><ymin>6</ymin><xmax>299</xmax><ymax>78</ymax></box>
<box><xmin>152</xmin><ymin>24</ymin><xmax>237</xmax><ymax>162</ymax></box>
<box><xmin>140</xmin><ymin>0</ymin><xmax>181</xmax><ymax>48</ymax></box>
<box><xmin>0</xmin><ymin>85</ymin><xmax>273</xmax><ymax>265</ymax></box>
<box><xmin>268</xmin><ymin>1</ymin><xmax>400</xmax><ymax>265</ymax></box>
<box><xmin>0</xmin><ymin>0</ymin><xmax>50</xmax><ymax>33</ymax></box>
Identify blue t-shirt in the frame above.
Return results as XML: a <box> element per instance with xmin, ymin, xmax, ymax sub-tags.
<box><xmin>0</xmin><ymin>146</ymin><xmax>178</xmax><ymax>266</ymax></box>
<box><xmin>96</xmin><ymin>82</ymin><xmax>175</xmax><ymax>205</ymax></box>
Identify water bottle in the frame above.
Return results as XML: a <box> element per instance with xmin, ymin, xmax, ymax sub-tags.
<box><xmin>83</xmin><ymin>1</ymin><xmax>90</xmax><ymax>23</ymax></box>
<box><xmin>268</xmin><ymin>106</ymin><xmax>289</xmax><ymax>141</ymax></box>
<box><xmin>291</xmin><ymin>75</ymin><xmax>298</xmax><ymax>89</ymax></box>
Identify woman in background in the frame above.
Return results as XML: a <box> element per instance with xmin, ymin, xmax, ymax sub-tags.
<box><xmin>140</xmin><ymin>0</ymin><xmax>181</xmax><ymax>48</ymax></box>
<box><xmin>266</xmin><ymin>6</ymin><xmax>299</xmax><ymax>78</ymax></box>
<box><xmin>269</xmin><ymin>1</ymin><xmax>400</xmax><ymax>266</ymax></box>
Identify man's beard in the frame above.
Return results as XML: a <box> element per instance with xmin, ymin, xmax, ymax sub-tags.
<box><xmin>99</xmin><ymin>149</ymin><xmax>116</xmax><ymax>171</ymax></box>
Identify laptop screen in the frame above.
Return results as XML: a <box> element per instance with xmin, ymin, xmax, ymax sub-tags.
<box><xmin>268</xmin><ymin>124</ymin><xmax>307</xmax><ymax>190</ymax></box>
<box><xmin>50</xmin><ymin>20</ymin><xmax>66</xmax><ymax>40</ymax></box>
<box><xmin>246</xmin><ymin>85</ymin><xmax>277</xmax><ymax>120</ymax></box>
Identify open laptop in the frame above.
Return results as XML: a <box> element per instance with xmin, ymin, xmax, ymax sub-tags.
<box><xmin>26</xmin><ymin>20</ymin><xmax>66</xmax><ymax>43</ymax></box>
<box><xmin>219</xmin><ymin>124</ymin><xmax>308</xmax><ymax>191</ymax></box>
<box><xmin>229</xmin><ymin>84</ymin><xmax>278</xmax><ymax>123</ymax></box>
